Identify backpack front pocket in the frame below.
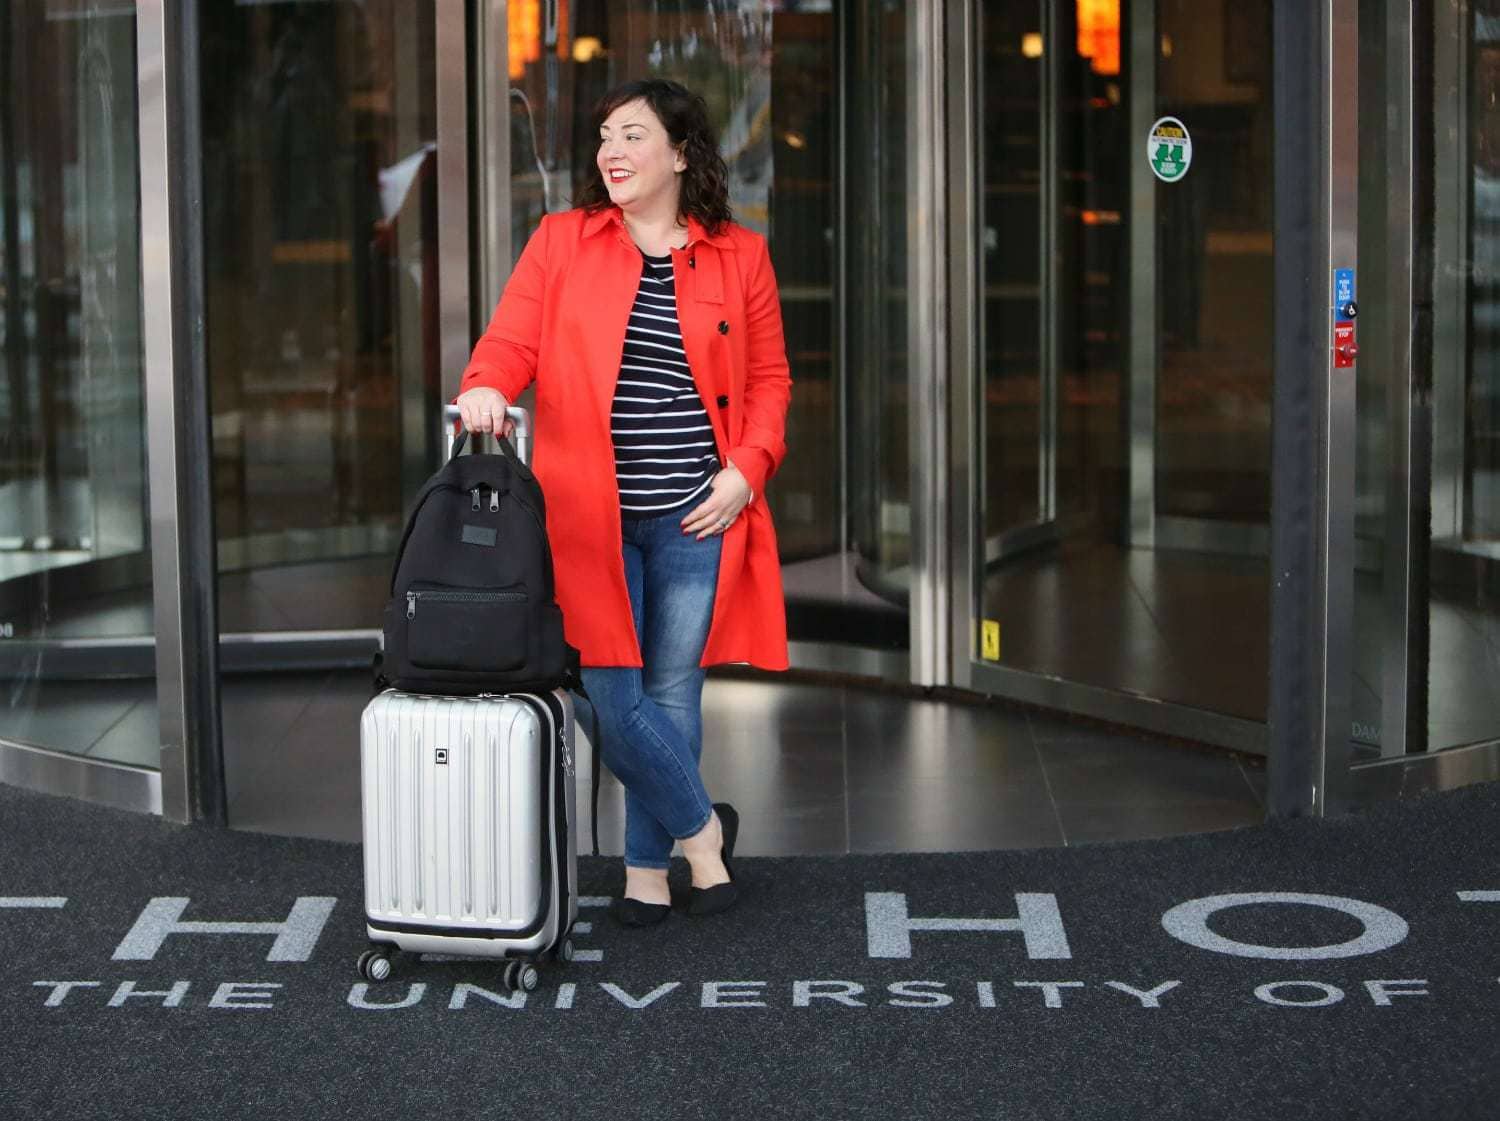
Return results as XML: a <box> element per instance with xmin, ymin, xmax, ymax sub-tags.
<box><xmin>404</xmin><ymin>585</ymin><xmax>529</xmax><ymax>673</ymax></box>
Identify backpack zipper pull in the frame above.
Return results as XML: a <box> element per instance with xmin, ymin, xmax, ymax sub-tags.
<box><xmin>471</xmin><ymin>487</ymin><xmax>481</xmax><ymax>511</ymax></box>
<box><xmin>406</xmin><ymin>592</ymin><xmax>417</xmax><ymax>619</ymax></box>
<box><xmin>490</xmin><ymin>489</ymin><xmax>500</xmax><ymax>512</ymax></box>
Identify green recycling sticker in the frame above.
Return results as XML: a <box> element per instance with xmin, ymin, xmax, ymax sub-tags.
<box><xmin>1147</xmin><ymin>116</ymin><xmax>1192</xmax><ymax>183</ymax></box>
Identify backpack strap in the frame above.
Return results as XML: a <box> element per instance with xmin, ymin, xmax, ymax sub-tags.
<box><xmin>564</xmin><ymin>649</ymin><xmax>603</xmax><ymax>859</ymax></box>
<box><xmin>451</xmin><ymin>426</ymin><xmax>534</xmax><ymax>481</ymax></box>
<box><xmin>588</xmin><ymin>698</ymin><xmax>602</xmax><ymax>860</ymax></box>
<box><xmin>570</xmin><ymin>676</ymin><xmax>603</xmax><ymax>859</ymax></box>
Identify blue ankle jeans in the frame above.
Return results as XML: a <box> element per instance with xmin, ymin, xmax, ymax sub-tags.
<box><xmin>577</xmin><ymin>511</ymin><xmax>721</xmax><ymax>870</ymax></box>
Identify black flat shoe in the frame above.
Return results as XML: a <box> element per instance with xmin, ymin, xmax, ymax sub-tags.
<box><xmin>689</xmin><ymin>803</ymin><xmax>740</xmax><ymax>917</ymax></box>
<box><xmin>608</xmin><ymin>896</ymin><xmax>670</xmax><ymax>927</ymax></box>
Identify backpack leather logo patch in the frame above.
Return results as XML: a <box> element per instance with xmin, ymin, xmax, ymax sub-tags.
<box><xmin>461</xmin><ymin>524</ymin><xmax>497</xmax><ymax>547</ymax></box>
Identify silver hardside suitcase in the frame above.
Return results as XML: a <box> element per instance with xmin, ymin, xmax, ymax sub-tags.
<box><xmin>356</xmin><ymin>687</ymin><xmax>579</xmax><ymax>992</ymax></box>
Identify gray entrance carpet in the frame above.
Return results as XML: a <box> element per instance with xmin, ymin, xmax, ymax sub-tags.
<box><xmin>1</xmin><ymin>779</ymin><xmax>1497</xmax><ymax>1120</ymax></box>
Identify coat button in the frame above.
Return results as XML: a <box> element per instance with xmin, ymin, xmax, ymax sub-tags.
<box><xmin>688</xmin><ymin>256</ymin><xmax>696</xmax><ymax>268</ymax></box>
<box><xmin>717</xmin><ymin>321</ymin><xmax>729</xmax><ymax>335</ymax></box>
<box><xmin>716</xmin><ymin>394</ymin><xmax>729</xmax><ymax>408</ymax></box>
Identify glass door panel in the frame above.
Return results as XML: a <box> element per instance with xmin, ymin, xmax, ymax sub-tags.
<box><xmin>200</xmin><ymin>0</ymin><xmax>439</xmax><ymax>635</ymax></box>
<box><xmin>1427</xmin><ymin>0</ymin><xmax>1500</xmax><ymax>752</ymax></box>
<box><xmin>972</xmin><ymin>0</ymin><xmax>1273</xmax><ymax>725</ymax></box>
<box><xmin>199</xmin><ymin>1</ymin><xmax>440</xmax><ymax>827</ymax></box>
<box><xmin>1054</xmin><ymin>0</ymin><xmax>1122</xmax><ymax>530</ymax></box>
<box><xmin>1154</xmin><ymin>0</ymin><xmax>1274</xmax><ymax>527</ymax></box>
<box><xmin>979</xmin><ymin>1</ymin><xmax>1044</xmax><ymax>534</ymax></box>
<box><xmin>0</xmin><ymin>1</ymin><xmax>159</xmax><ymax>766</ymax></box>
<box><xmin>845</xmin><ymin>0</ymin><xmax>912</xmax><ymax>628</ymax></box>
<box><xmin>1350</xmin><ymin>0</ymin><xmax>1500</xmax><ymax>762</ymax></box>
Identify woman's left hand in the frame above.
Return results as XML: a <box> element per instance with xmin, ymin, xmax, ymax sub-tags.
<box><xmin>682</xmin><ymin>462</ymin><xmax>753</xmax><ymax>540</ymax></box>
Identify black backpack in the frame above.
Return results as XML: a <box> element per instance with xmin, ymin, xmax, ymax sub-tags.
<box><xmin>379</xmin><ymin>429</ymin><xmax>578</xmax><ymax>695</ymax></box>
<box><xmin>375</xmin><ymin>425</ymin><xmax>604</xmax><ymax>857</ymax></box>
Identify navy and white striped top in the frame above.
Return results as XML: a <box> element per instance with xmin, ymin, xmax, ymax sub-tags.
<box><xmin>612</xmin><ymin>250</ymin><xmax>718</xmax><ymax>518</ymax></box>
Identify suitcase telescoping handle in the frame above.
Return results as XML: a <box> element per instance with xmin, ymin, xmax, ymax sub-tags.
<box><xmin>444</xmin><ymin>402</ymin><xmax>530</xmax><ymax>465</ymax></box>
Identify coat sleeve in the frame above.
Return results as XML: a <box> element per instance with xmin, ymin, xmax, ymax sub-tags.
<box><xmin>728</xmin><ymin>235</ymin><xmax>793</xmax><ymax>499</ymax></box>
<box><xmin>458</xmin><ymin>215</ymin><xmax>552</xmax><ymax>402</ymax></box>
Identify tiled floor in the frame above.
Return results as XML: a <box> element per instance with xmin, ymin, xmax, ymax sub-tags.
<box><xmin>218</xmin><ymin>669</ymin><xmax>1268</xmax><ymax>852</ymax></box>
<box><xmin>0</xmin><ymin>678</ymin><xmax>160</xmax><ymax>768</ymax></box>
<box><xmin>978</xmin><ymin>539</ymin><xmax>1500</xmax><ymax>748</ymax></box>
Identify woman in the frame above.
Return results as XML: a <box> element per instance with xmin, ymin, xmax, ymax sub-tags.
<box><xmin>455</xmin><ymin>79</ymin><xmax>792</xmax><ymax>927</ymax></box>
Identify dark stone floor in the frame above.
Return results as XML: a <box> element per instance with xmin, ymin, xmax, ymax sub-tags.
<box><xmin>219</xmin><ymin>669</ymin><xmax>1269</xmax><ymax>853</ymax></box>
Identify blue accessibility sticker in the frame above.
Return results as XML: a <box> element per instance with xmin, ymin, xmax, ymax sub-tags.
<box><xmin>1333</xmin><ymin>268</ymin><xmax>1356</xmax><ymax>313</ymax></box>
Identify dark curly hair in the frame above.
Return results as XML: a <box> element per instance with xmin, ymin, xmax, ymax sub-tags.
<box><xmin>575</xmin><ymin>79</ymin><xmax>732</xmax><ymax>235</ymax></box>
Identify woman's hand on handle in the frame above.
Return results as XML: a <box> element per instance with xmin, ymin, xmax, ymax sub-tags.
<box><xmin>456</xmin><ymin>386</ymin><xmax>516</xmax><ymax>440</ymax></box>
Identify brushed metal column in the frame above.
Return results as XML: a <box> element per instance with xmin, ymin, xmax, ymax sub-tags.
<box><xmin>137</xmin><ymin>0</ymin><xmax>224</xmax><ymax>824</ymax></box>
<box><xmin>1430</xmin><ymin>0</ymin><xmax>1467</xmax><ymax>540</ymax></box>
<box><xmin>436</xmin><ymin>0</ymin><xmax>471</xmax><ymax>413</ymax></box>
<box><xmin>1323</xmin><ymin>0</ymin><xmax>1360</xmax><ymax>810</ymax></box>
<box><xmin>1126</xmin><ymin>0</ymin><xmax>1157</xmax><ymax>548</ymax></box>
<box><xmin>907</xmin><ymin>0</ymin><xmax>950</xmax><ymax>687</ymax></box>
<box><xmin>395</xmin><ymin>3</ymin><xmax>434</xmax><ymax>506</ymax></box>
<box><xmin>1378</xmin><ymin>0</ymin><xmax>1419</xmax><ymax>759</ymax></box>
<box><xmin>476</xmin><ymin>0</ymin><xmax>513</xmax><ymax>313</ymax></box>
<box><xmin>835</xmin><ymin>0</ymin><xmax>851</xmax><ymax>562</ymax></box>
<box><xmin>1039</xmin><ymin>0</ymin><xmax>1062</xmax><ymax>522</ymax></box>
<box><xmin>947</xmin><ymin>0</ymin><xmax>980</xmax><ymax>691</ymax></box>
<box><xmin>1268</xmin><ymin>0</ymin><xmax>1359</xmax><ymax>818</ymax></box>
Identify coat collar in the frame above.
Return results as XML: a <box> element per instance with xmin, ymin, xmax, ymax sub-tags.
<box><xmin>580</xmin><ymin>205</ymin><xmax>735</xmax><ymax>250</ymax></box>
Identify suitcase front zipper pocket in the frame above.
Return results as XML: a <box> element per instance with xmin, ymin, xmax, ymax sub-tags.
<box><xmin>405</xmin><ymin>585</ymin><xmax>530</xmax><ymax>674</ymax></box>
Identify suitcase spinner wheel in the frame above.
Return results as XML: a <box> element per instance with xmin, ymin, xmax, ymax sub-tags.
<box><xmin>354</xmin><ymin>944</ymin><xmax>560</xmax><ymax>991</ymax></box>
<box><xmin>502</xmin><ymin>960</ymin><xmax>541</xmax><ymax>993</ymax></box>
<box><xmin>357</xmin><ymin>946</ymin><xmax>394</xmax><ymax>982</ymax></box>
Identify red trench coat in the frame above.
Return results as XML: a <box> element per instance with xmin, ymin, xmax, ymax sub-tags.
<box><xmin>458</xmin><ymin>206</ymin><xmax>793</xmax><ymax>670</ymax></box>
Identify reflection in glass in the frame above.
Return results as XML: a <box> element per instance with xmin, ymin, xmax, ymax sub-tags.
<box><xmin>979</xmin><ymin>2</ymin><xmax>1044</xmax><ymax>534</ymax></box>
<box><xmin>767</xmin><ymin>5</ymin><xmax>836</xmax><ymax>567</ymax></box>
<box><xmin>0</xmin><ymin>2</ymin><xmax>158</xmax><ymax>763</ymax></box>
<box><xmin>1426</xmin><ymin>0</ymin><xmax>1500</xmax><ymax>750</ymax></box>
<box><xmin>1154</xmin><ymin>1</ymin><xmax>1274</xmax><ymax>522</ymax></box>
<box><xmin>845</xmin><ymin>0</ymin><xmax>909</xmax><ymax>628</ymax></box>
<box><xmin>200</xmin><ymin>1</ymin><xmax>438</xmax><ymax>631</ymax></box>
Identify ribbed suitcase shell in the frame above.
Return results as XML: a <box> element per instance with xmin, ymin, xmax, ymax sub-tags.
<box><xmin>360</xmin><ymin>689</ymin><xmax>577</xmax><ymax>959</ymax></box>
